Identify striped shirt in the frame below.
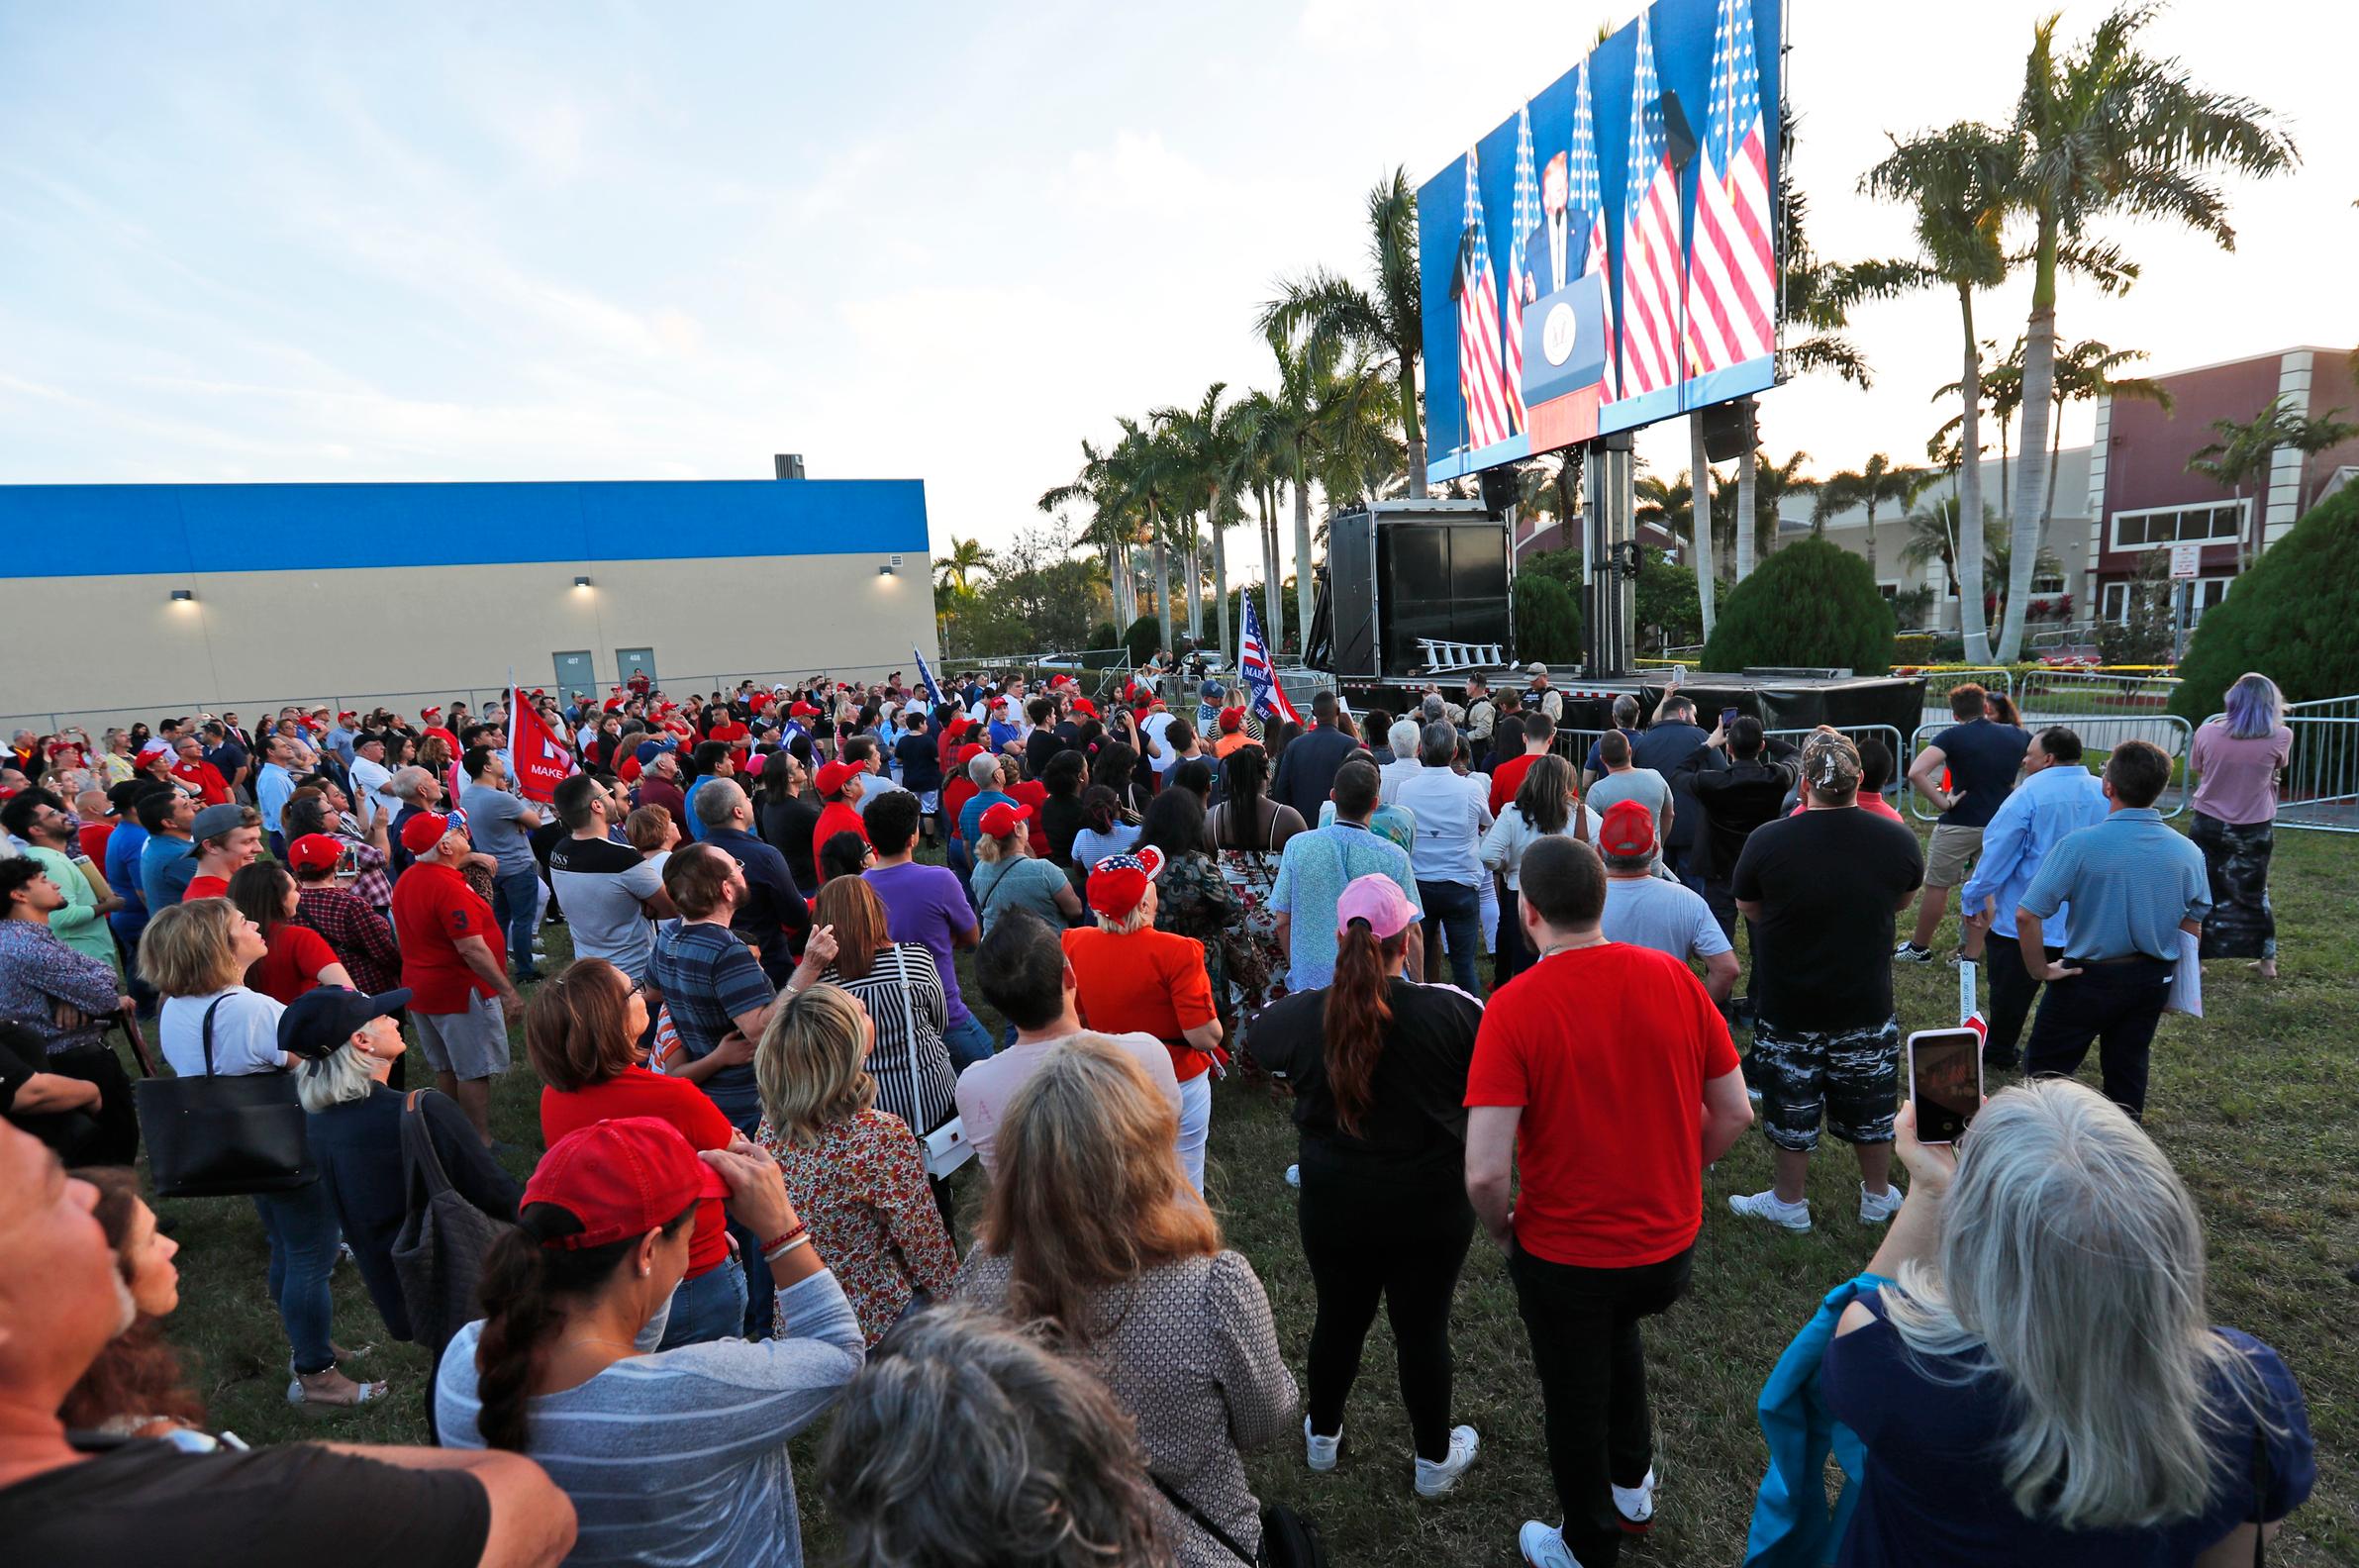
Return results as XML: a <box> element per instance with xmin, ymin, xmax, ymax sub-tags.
<box><xmin>819</xmin><ymin>942</ymin><xmax>958</xmax><ymax>1135</ymax></box>
<box><xmin>435</xmin><ymin>1270</ymin><xmax>863</xmax><ymax>1568</ymax></box>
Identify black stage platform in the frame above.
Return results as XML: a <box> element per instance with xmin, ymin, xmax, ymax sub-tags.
<box><xmin>1331</xmin><ymin>668</ymin><xmax>1926</xmax><ymax>740</ymax></box>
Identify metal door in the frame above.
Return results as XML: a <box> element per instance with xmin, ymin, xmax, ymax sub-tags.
<box><xmin>615</xmin><ymin>647</ymin><xmax>658</xmax><ymax>695</ymax></box>
<box><xmin>551</xmin><ymin>650</ymin><xmax>596</xmax><ymax>700</ymax></box>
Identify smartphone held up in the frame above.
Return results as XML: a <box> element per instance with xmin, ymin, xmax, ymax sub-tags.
<box><xmin>1907</xmin><ymin>1028</ymin><xmax>1983</xmax><ymax>1145</ymax></box>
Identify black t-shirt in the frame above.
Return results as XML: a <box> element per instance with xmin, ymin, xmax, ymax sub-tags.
<box><xmin>1</xmin><ymin>1436</ymin><xmax>491</xmax><ymax>1567</ymax></box>
<box><xmin>1929</xmin><ymin>718</ymin><xmax>2029</xmax><ymax>829</ymax></box>
<box><xmin>1249</xmin><ymin>976</ymin><xmax>1481</xmax><ymax>1171</ymax></box>
<box><xmin>1039</xmin><ymin>794</ymin><xmax>1088</xmax><ymax>866</ymax></box>
<box><xmin>894</xmin><ymin>732</ymin><xmax>942</xmax><ymax>793</ymax></box>
<box><xmin>757</xmin><ymin>794</ymin><xmax>824</xmax><ymax>889</ymax></box>
<box><xmin>1731</xmin><ymin>809</ymin><xmax>1924</xmax><ymax>1030</ymax></box>
<box><xmin>1691</xmin><ymin>758</ymin><xmax>1795</xmax><ymax>880</ymax></box>
<box><xmin>1023</xmin><ymin>728</ymin><xmax>1065</xmax><ymax>782</ymax></box>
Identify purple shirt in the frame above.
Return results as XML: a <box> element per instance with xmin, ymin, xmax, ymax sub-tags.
<box><xmin>862</xmin><ymin>862</ymin><xmax>979</xmax><ymax>1026</ymax></box>
<box><xmin>2189</xmin><ymin>722</ymin><xmax>2291</xmax><ymax>827</ymax></box>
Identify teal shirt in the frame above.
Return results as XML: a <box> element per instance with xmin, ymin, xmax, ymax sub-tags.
<box><xmin>2017</xmin><ymin>808</ymin><xmax>2210</xmax><ymax>961</ymax></box>
<box><xmin>23</xmin><ymin>845</ymin><xmax>118</xmax><ymax>969</ymax></box>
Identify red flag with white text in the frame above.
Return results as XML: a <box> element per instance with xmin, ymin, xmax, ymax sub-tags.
<box><xmin>510</xmin><ymin>685</ymin><xmax>575</xmax><ymax>802</ymax></box>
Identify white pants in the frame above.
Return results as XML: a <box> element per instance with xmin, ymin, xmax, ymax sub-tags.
<box><xmin>1176</xmin><ymin>1071</ymin><xmax>1213</xmax><ymax>1194</ymax></box>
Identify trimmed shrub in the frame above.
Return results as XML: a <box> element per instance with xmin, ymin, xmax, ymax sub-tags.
<box><xmin>2171</xmin><ymin>483</ymin><xmax>2359</xmax><ymax>720</ymax></box>
<box><xmin>1121</xmin><ymin>614</ymin><xmax>1162</xmax><ymax>670</ymax></box>
<box><xmin>1702</xmin><ymin>537</ymin><xmax>1895</xmax><ymax>675</ymax></box>
<box><xmin>1514</xmin><ymin>574</ymin><xmax>1583</xmax><ymax>667</ymax></box>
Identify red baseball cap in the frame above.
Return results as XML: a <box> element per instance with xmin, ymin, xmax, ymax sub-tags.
<box><xmin>400</xmin><ymin>811</ymin><xmax>454</xmax><ymax>854</ymax></box>
<box><xmin>813</xmin><ymin>760</ymin><xmax>857</xmax><ymax>798</ymax></box>
<box><xmin>336</xmin><ymin>710</ymin><xmax>357</xmax><ymax>722</ymax></box>
<box><xmin>287</xmin><ymin>833</ymin><xmax>344</xmax><ymax>872</ymax></box>
<box><xmin>953</xmin><ymin>741</ymin><xmax>987</xmax><ymax>766</ymax></box>
<box><xmin>1071</xmin><ymin>697</ymin><xmax>1100</xmax><ymax>719</ymax></box>
<box><xmin>422</xmin><ymin>706</ymin><xmax>442</xmax><ymax>719</ymax></box>
<box><xmin>1218</xmin><ymin>706</ymin><xmax>1245</xmax><ymax>735</ymax></box>
<box><xmin>1086</xmin><ymin>845</ymin><xmax>1165</xmax><ymax>921</ymax></box>
<box><xmin>523</xmin><ymin>1118</ymin><xmax>728</xmax><ymax>1250</ymax></box>
<box><xmin>977</xmin><ymin>801</ymin><xmax>1024</xmax><ymax>838</ymax></box>
<box><xmin>1599</xmin><ymin>800</ymin><xmax>1657</xmax><ymax>858</ymax></box>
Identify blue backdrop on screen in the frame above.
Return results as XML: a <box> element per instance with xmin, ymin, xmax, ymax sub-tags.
<box><xmin>1419</xmin><ymin>0</ymin><xmax>1782</xmax><ymax>486</ymax></box>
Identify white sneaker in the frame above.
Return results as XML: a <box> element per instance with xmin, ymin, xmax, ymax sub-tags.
<box><xmin>1413</xmin><ymin>1424</ymin><xmax>1479</xmax><ymax>1498</ymax></box>
<box><xmin>1859</xmin><ymin>1182</ymin><xmax>1904</xmax><ymax>1225</ymax></box>
<box><xmin>1728</xmin><ymin>1189</ymin><xmax>1813</xmax><ymax>1232</ymax></box>
<box><xmin>1518</xmin><ymin>1520</ymin><xmax>1586</xmax><ymax>1568</ymax></box>
<box><xmin>1284</xmin><ymin>1164</ymin><xmax>1301</xmax><ymax>1189</ymax></box>
<box><xmin>1892</xmin><ymin>940</ymin><xmax>1933</xmax><ymax>964</ymax></box>
<box><xmin>1304</xmin><ymin>1417</ymin><xmax>1339</xmax><ymax>1473</ymax></box>
<box><xmin>1612</xmin><ymin>1466</ymin><xmax>1656</xmax><ymax>1531</ymax></box>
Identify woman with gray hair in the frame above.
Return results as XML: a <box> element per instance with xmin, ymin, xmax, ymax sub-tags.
<box><xmin>821</xmin><ymin>1306</ymin><xmax>1168</xmax><ymax>1568</ymax></box>
<box><xmin>1820</xmin><ymin>1078</ymin><xmax>2312</xmax><ymax>1565</ymax></box>
<box><xmin>2188</xmin><ymin>671</ymin><xmax>2293</xmax><ymax>978</ymax></box>
<box><xmin>288</xmin><ymin>985</ymin><xmax>520</xmax><ymax>1354</ymax></box>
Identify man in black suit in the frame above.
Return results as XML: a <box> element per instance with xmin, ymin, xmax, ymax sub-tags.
<box><xmin>1631</xmin><ymin>690</ymin><xmax>1725</xmax><ymax>892</ymax></box>
<box><xmin>1518</xmin><ymin>151</ymin><xmax>1574</xmax><ymax>303</ymax></box>
<box><xmin>1271</xmin><ymin>689</ymin><xmax>1366</xmax><ymax>827</ymax></box>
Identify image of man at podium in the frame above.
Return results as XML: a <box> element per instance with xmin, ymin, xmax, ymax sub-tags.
<box><xmin>1514</xmin><ymin>147</ymin><xmax>1608</xmax><ymax>452</ymax></box>
<box><xmin>1519</xmin><ymin>150</ymin><xmax>1574</xmax><ymax>303</ymax></box>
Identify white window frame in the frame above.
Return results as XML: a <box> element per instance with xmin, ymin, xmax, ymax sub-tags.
<box><xmin>2100</xmin><ymin>573</ymin><xmax>2234</xmax><ymax>626</ymax></box>
<box><xmin>2029</xmin><ymin>569</ymin><xmax>2067</xmax><ymax>594</ymax></box>
<box><xmin>2110</xmin><ymin>500</ymin><xmax>2246</xmax><ymax>553</ymax></box>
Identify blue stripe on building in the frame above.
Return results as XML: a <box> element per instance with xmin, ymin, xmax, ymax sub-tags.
<box><xmin>0</xmin><ymin>478</ymin><xmax>930</xmax><ymax>578</ymax></box>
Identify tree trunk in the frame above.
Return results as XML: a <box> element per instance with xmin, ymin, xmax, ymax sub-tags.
<box><xmin>1400</xmin><ymin>363</ymin><xmax>1427</xmax><ymax>499</ymax></box>
<box><xmin>1863</xmin><ymin>493</ymin><xmax>1879</xmax><ymax>584</ymax></box>
<box><xmin>1955</xmin><ymin>285</ymin><xmax>1993</xmax><ymax>663</ymax></box>
<box><xmin>1999</xmin><ymin>235</ymin><xmax>2060</xmax><ymax>661</ymax></box>
<box><xmin>1181</xmin><ymin>529</ymin><xmax>1205</xmax><ymax>643</ymax></box>
<box><xmin>1152</xmin><ymin>539</ymin><xmax>1174</xmax><ymax>655</ymax></box>
<box><xmin>1261</xmin><ymin>490</ymin><xmax>1284</xmax><ymax>655</ymax></box>
<box><xmin>1293</xmin><ymin>476</ymin><xmax>1316</xmax><ymax>649</ymax></box>
<box><xmin>2039</xmin><ymin>393</ymin><xmax>2064</xmax><ymax>556</ymax></box>
<box><xmin>1734</xmin><ymin>431</ymin><xmax>1758</xmax><ymax>582</ymax></box>
<box><xmin>1689</xmin><ymin>414</ymin><xmax>1718</xmax><ymax>637</ymax></box>
<box><xmin>1209</xmin><ymin>492</ymin><xmax>1232</xmax><ymax>664</ymax></box>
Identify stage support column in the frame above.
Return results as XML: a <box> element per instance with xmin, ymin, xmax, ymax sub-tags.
<box><xmin>1584</xmin><ymin>435</ymin><xmax>1636</xmax><ymax>678</ymax></box>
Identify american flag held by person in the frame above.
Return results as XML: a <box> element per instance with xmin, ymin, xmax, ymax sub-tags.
<box><xmin>1237</xmin><ymin>597</ymin><xmax>1300</xmax><ymax>729</ymax></box>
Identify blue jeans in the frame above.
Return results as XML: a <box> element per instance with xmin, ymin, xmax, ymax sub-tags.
<box><xmin>658</xmin><ymin>1253</ymin><xmax>749</xmax><ymax>1349</ymax></box>
<box><xmin>252</xmin><ymin>1181</ymin><xmax>343</xmax><ymax>1375</ymax></box>
<box><xmin>941</xmin><ymin>1011</ymin><xmax>996</xmax><ymax>1072</ymax></box>
<box><xmin>1418</xmin><ymin>878</ymin><xmax>1482</xmax><ymax>993</ymax></box>
<box><xmin>490</xmin><ymin>867</ymin><xmax>541</xmax><ymax>975</ymax></box>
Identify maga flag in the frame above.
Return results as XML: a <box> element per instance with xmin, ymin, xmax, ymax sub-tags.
<box><xmin>510</xmin><ymin>684</ymin><xmax>575</xmax><ymax>803</ymax></box>
<box><xmin>1238</xmin><ymin>596</ymin><xmax>1300</xmax><ymax>729</ymax></box>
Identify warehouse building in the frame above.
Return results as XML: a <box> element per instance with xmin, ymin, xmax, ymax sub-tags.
<box><xmin>0</xmin><ymin>467</ymin><xmax>937</xmax><ymax>731</ymax></box>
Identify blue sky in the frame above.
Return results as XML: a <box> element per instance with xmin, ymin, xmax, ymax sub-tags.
<box><xmin>3</xmin><ymin>1</ymin><xmax>2350</xmax><ymax>583</ymax></box>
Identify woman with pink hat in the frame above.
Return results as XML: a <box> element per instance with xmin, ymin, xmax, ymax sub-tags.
<box><xmin>1246</xmin><ymin>873</ymin><xmax>1485</xmax><ymax>1498</ymax></box>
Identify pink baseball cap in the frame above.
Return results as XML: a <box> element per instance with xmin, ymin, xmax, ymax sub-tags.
<box><xmin>1335</xmin><ymin>874</ymin><xmax>1419</xmax><ymax>939</ymax></box>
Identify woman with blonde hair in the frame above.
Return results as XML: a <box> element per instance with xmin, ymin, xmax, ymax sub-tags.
<box><xmin>140</xmin><ymin>899</ymin><xmax>383</xmax><ymax>1408</ymax></box>
<box><xmin>959</xmin><ymin>1037</ymin><xmax>1296</xmax><ymax>1568</ymax></box>
<box><xmin>2188</xmin><ymin>670</ymin><xmax>2294</xmax><ymax>978</ymax></box>
<box><xmin>753</xmin><ymin>983</ymin><xmax>956</xmax><ymax>1345</ymax></box>
<box><xmin>1822</xmin><ymin>1078</ymin><xmax>2313</xmax><ymax>1564</ymax></box>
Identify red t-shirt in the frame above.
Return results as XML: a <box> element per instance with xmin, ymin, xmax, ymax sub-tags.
<box><xmin>423</xmin><ymin>726</ymin><xmax>460</xmax><ymax>755</ymax></box>
<box><xmin>1465</xmin><ymin>942</ymin><xmax>1739</xmax><ymax>1267</ymax></box>
<box><xmin>1489</xmin><ymin>752</ymin><xmax>1540</xmax><ymax>818</ymax></box>
<box><xmin>541</xmin><ymin>1068</ymin><xmax>737</xmax><ymax>1278</ymax></box>
<box><xmin>1063</xmin><ymin>926</ymin><xmax>1222</xmax><ymax>1083</ymax></box>
<box><xmin>77</xmin><ymin>822</ymin><xmax>114</xmax><ymax>864</ymax></box>
<box><xmin>941</xmin><ymin>778</ymin><xmax>978</xmax><ymax>841</ymax></box>
<box><xmin>252</xmin><ymin>922</ymin><xmax>339</xmax><ymax>1005</ymax></box>
<box><xmin>184</xmin><ymin>874</ymin><xmax>230</xmax><ymax>902</ymax></box>
<box><xmin>811</xmin><ymin>801</ymin><xmax>870</xmax><ymax>882</ymax></box>
<box><xmin>390</xmin><ymin>860</ymin><xmax>505</xmax><ymax>1013</ymax></box>
<box><xmin>705</xmin><ymin>721</ymin><xmax>750</xmax><ymax>768</ymax></box>
<box><xmin>1788</xmin><ymin>795</ymin><xmax>1906</xmax><ymax>823</ymax></box>
<box><xmin>170</xmin><ymin>760</ymin><xmax>232</xmax><ymax>805</ymax></box>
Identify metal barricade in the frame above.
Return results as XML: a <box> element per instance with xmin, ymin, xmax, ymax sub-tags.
<box><xmin>2269</xmin><ymin>696</ymin><xmax>2359</xmax><ymax>833</ymax></box>
<box><xmin>1763</xmin><ymin>724</ymin><xmax>1909</xmax><ymax>814</ymax></box>
<box><xmin>2016</xmin><ymin>667</ymin><xmax>2181</xmax><ymax>721</ymax></box>
<box><xmin>1907</xmin><ymin>714</ymin><xmax>2195</xmax><ymax>821</ymax></box>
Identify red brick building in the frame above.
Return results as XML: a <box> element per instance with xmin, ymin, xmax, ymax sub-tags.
<box><xmin>2084</xmin><ymin>346</ymin><xmax>2359</xmax><ymax>627</ymax></box>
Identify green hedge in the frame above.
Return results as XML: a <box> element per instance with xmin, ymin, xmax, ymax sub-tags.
<box><xmin>2172</xmin><ymin>483</ymin><xmax>2359</xmax><ymax>719</ymax></box>
<box><xmin>1702</xmin><ymin>538</ymin><xmax>1895</xmax><ymax>675</ymax></box>
<box><xmin>1514</xmin><ymin>574</ymin><xmax>1583</xmax><ymax>666</ymax></box>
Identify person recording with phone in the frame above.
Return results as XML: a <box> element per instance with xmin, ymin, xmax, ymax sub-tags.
<box><xmin>1819</xmin><ymin>1079</ymin><xmax>2313</xmax><ymax>1567</ymax></box>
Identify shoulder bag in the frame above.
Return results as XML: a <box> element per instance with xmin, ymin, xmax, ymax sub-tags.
<box><xmin>891</xmin><ymin>945</ymin><xmax>972</xmax><ymax>1178</ymax></box>
<box><xmin>391</xmin><ymin>1089</ymin><xmax>515</xmax><ymax>1352</ymax></box>
<box><xmin>1148</xmin><ymin>1472</ymin><xmax>1327</xmax><ymax>1568</ymax></box>
<box><xmin>136</xmin><ymin>997</ymin><xmax>317</xmax><ymax>1198</ymax></box>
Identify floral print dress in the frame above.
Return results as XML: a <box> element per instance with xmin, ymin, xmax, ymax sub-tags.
<box><xmin>756</xmin><ymin>1107</ymin><xmax>957</xmax><ymax>1346</ymax></box>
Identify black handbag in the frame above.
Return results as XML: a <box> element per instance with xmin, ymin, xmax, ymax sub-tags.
<box><xmin>1149</xmin><ymin>1472</ymin><xmax>1327</xmax><ymax>1568</ymax></box>
<box><xmin>135</xmin><ymin>997</ymin><xmax>318</xmax><ymax>1198</ymax></box>
<box><xmin>391</xmin><ymin>1089</ymin><xmax>513</xmax><ymax>1352</ymax></box>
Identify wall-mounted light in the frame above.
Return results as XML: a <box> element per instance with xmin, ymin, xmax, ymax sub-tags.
<box><xmin>170</xmin><ymin>589</ymin><xmax>194</xmax><ymax>602</ymax></box>
<box><xmin>573</xmin><ymin>575</ymin><xmax>593</xmax><ymax>589</ymax></box>
<box><xmin>877</xmin><ymin>564</ymin><xmax>896</xmax><ymax>577</ymax></box>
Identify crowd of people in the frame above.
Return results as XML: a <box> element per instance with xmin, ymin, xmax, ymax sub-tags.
<box><xmin>0</xmin><ymin>662</ymin><xmax>2317</xmax><ymax>1566</ymax></box>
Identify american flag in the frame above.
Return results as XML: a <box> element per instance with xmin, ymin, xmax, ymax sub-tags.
<box><xmin>1571</xmin><ymin>61</ymin><xmax>1618</xmax><ymax>402</ymax></box>
<box><xmin>1454</xmin><ymin>147</ymin><xmax>1512</xmax><ymax>452</ymax></box>
<box><xmin>1504</xmin><ymin>104</ymin><xmax>1540</xmax><ymax>434</ymax></box>
<box><xmin>1686</xmin><ymin>0</ymin><xmax>1776</xmax><ymax>373</ymax></box>
<box><xmin>1237</xmin><ymin>595</ymin><xmax>1300</xmax><ymax>728</ymax></box>
<box><xmin>913</xmin><ymin>644</ymin><xmax>946</xmax><ymax>710</ymax></box>
<box><xmin>1619</xmin><ymin>11</ymin><xmax>1684</xmax><ymax>399</ymax></box>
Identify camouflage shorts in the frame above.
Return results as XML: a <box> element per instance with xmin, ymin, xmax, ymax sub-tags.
<box><xmin>1748</xmin><ymin>1015</ymin><xmax>1901</xmax><ymax>1151</ymax></box>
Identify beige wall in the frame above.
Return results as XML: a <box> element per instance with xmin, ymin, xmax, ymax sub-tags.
<box><xmin>2</xmin><ymin>554</ymin><xmax>938</xmax><ymax>733</ymax></box>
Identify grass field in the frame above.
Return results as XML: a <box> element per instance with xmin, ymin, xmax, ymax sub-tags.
<box><xmin>149</xmin><ymin>825</ymin><xmax>2356</xmax><ymax>1566</ymax></box>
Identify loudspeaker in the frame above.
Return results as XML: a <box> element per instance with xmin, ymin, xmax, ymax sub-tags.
<box><xmin>1700</xmin><ymin>400</ymin><xmax>1756</xmax><ymax>462</ymax></box>
<box><xmin>1477</xmin><ymin>465</ymin><xmax>1519</xmax><ymax>516</ymax></box>
<box><xmin>1658</xmin><ymin>90</ymin><xmax>1698</xmax><ymax>171</ymax></box>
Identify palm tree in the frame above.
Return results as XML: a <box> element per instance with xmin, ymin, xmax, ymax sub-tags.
<box><xmin>1152</xmin><ymin>384</ymin><xmax>1251</xmax><ymax>661</ymax></box>
<box><xmin>1742</xmin><ymin>450</ymin><xmax>1817</xmax><ymax>567</ymax></box>
<box><xmin>1260</xmin><ymin>167</ymin><xmax>1425</xmax><ymax>496</ymax></box>
<box><xmin>1814</xmin><ymin>454</ymin><xmax>1924</xmax><ymax>593</ymax></box>
<box><xmin>1039</xmin><ymin>438</ymin><xmax>1140</xmax><ymax>630</ymax></box>
<box><xmin>2039</xmin><ymin>339</ymin><xmax>2173</xmax><ymax>551</ymax></box>
<box><xmin>2190</xmin><ymin>397</ymin><xmax>2359</xmax><ymax>572</ymax></box>
<box><xmin>932</xmin><ymin>536</ymin><xmax>994</xmax><ymax>596</ymax></box>
<box><xmin>1102</xmin><ymin>417</ymin><xmax>1184</xmax><ymax>654</ymax></box>
<box><xmin>1312</xmin><ymin>350</ymin><xmax>1409</xmax><ymax>509</ymax></box>
<box><xmin>1900</xmin><ymin>493</ymin><xmax>2004</xmax><ymax>604</ymax></box>
<box><xmin>1860</xmin><ymin>121</ymin><xmax>2018</xmax><ymax>662</ymax></box>
<box><xmin>1998</xmin><ymin>2</ymin><xmax>2299</xmax><ymax>659</ymax></box>
<box><xmin>1635</xmin><ymin>472</ymin><xmax>1695</xmax><ymax>553</ymax></box>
